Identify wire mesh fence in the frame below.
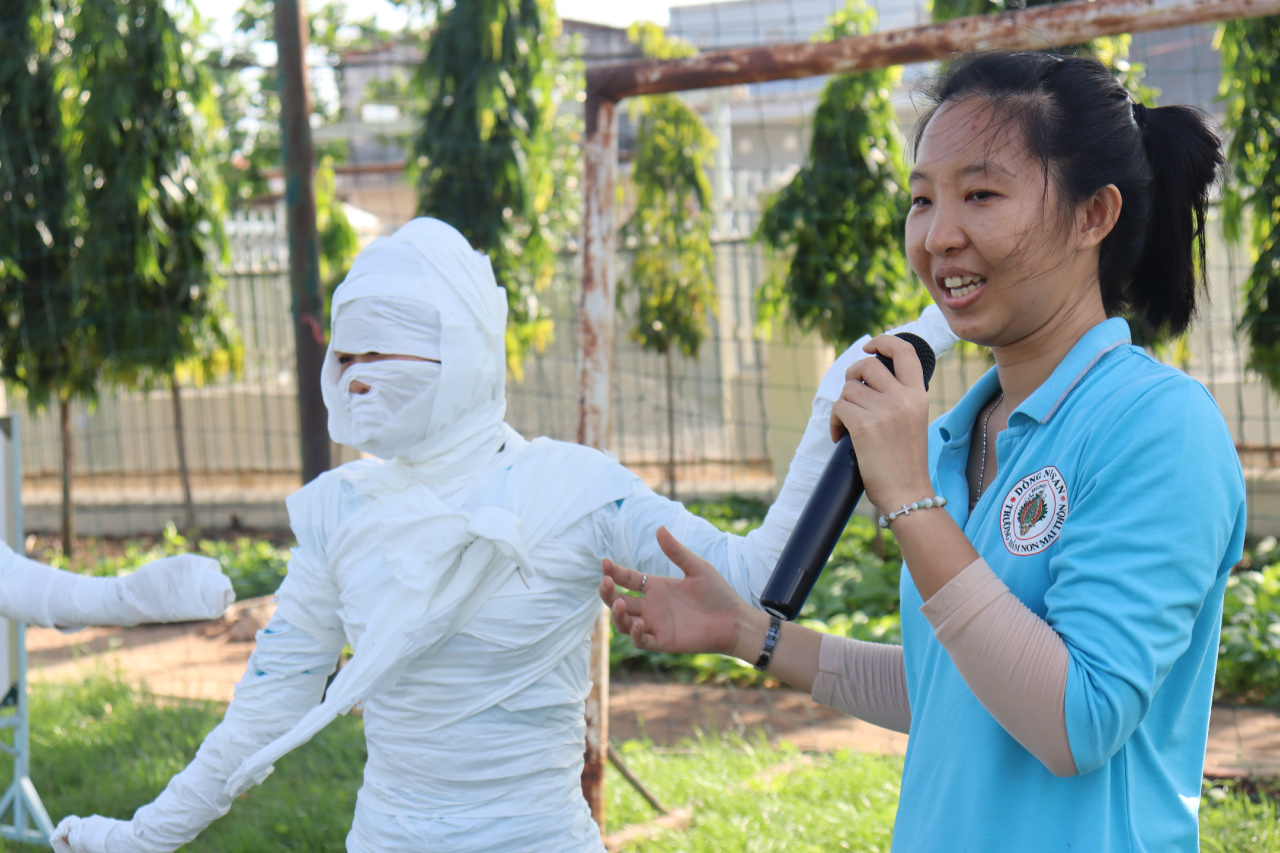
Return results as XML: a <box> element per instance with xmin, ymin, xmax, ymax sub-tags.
<box><xmin>18</xmin><ymin>16</ymin><xmax>1279</xmax><ymax>535</ymax></box>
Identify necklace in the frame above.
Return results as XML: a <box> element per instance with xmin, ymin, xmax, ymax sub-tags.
<box><xmin>975</xmin><ymin>392</ymin><xmax>1004</xmax><ymax>503</ymax></box>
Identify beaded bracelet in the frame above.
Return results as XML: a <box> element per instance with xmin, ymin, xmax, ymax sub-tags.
<box><xmin>878</xmin><ymin>495</ymin><xmax>948</xmax><ymax>529</ymax></box>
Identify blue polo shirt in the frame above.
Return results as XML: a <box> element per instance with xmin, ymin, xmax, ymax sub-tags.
<box><xmin>892</xmin><ymin>318</ymin><xmax>1246</xmax><ymax>852</ymax></box>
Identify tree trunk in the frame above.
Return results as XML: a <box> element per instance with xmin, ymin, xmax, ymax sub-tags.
<box><xmin>171</xmin><ymin>373</ymin><xmax>197</xmax><ymax>534</ymax></box>
<box><xmin>59</xmin><ymin>398</ymin><xmax>74</xmax><ymax>560</ymax></box>
<box><xmin>665</xmin><ymin>348</ymin><xmax>676</xmax><ymax>500</ymax></box>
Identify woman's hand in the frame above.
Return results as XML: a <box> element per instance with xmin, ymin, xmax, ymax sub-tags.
<box><xmin>829</xmin><ymin>334</ymin><xmax>935</xmax><ymax>511</ymax></box>
<box><xmin>599</xmin><ymin>527</ymin><xmax>754</xmax><ymax>658</ymax></box>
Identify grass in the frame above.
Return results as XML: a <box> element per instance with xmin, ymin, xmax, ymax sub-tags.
<box><xmin>12</xmin><ymin>672</ymin><xmax>362</xmax><ymax>851</ymax></box>
<box><xmin>3</xmin><ymin>675</ymin><xmax>1277</xmax><ymax>851</ymax></box>
<box><xmin>606</xmin><ymin>736</ymin><xmax>900</xmax><ymax>852</ymax></box>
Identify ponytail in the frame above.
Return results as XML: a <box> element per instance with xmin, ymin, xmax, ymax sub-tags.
<box><xmin>1129</xmin><ymin>105</ymin><xmax>1222</xmax><ymax>335</ymax></box>
<box><xmin>915</xmin><ymin>52</ymin><xmax>1224</xmax><ymax>337</ymax></box>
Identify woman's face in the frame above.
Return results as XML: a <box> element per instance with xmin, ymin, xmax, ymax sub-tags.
<box><xmin>906</xmin><ymin>98</ymin><xmax>1106</xmax><ymax>351</ymax></box>
<box><xmin>336</xmin><ymin>352</ymin><xmax>439</xmax><ymax>394</ymax></box>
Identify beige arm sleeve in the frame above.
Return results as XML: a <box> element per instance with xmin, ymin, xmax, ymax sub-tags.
<box><xmin>920</xmin><ymin>558</ymin><xmax>1077</xmax><ymax>777</ymax></box>
<box><xmin>811</xmin><ymin>635</ymin><xmax>911</xmax><ymax>733</ymax></box>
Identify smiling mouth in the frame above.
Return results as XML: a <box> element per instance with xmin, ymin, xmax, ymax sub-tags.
<box><xmin>942</xmin><ymin>274</ymin><xmax>986</xmax><ymax>298</ymax></box>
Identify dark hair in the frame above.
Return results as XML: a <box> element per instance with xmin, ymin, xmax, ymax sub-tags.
<box><xmin>910</xmin><ymin>51</ymin><xmax>1223</xmax><ymax>337</ymax></box>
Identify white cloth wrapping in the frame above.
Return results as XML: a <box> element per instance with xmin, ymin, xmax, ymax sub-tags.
<box><xmin>0</xmin><ymin>546</ymin><xmax>233</xmax><ymax>630</ymax></box>
<box><xmin>320</xmin><ymin>220</ymin><xmax>508</xmax><ymax>469</ymax></box>
<box><xmin>50</xmin><ymin>217</ymin><xmax>958</xmax><ymax>852</ymax></box>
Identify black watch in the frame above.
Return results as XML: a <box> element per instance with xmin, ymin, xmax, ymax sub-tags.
<box><xmin>753</xmin><ymin>614</ymin><xmax>783</xmax><ymax>671</ymax></box>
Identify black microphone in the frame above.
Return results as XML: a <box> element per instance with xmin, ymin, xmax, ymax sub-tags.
<box><xmin>759</xmin><ymin>332</ymin><xmax>937</xmax><ymax>621</ymax></box>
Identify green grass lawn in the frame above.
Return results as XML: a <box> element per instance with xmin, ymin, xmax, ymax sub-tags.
<box><xmin>4</xmin><ymin>675</ymin><xmax>1276</xmax><ymax>851</ymax></box>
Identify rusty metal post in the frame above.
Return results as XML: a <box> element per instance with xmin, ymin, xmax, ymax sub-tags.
<box><xmin>577</xmin><ymin>92</ymin><xmax>619</xmax><ymax>839</ymax></box>
<box><xmin>275</xmin><ymin>0</ymin><xmax>330</xmax><ymax>484</ymax></box>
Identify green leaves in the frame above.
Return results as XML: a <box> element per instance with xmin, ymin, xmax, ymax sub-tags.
<box><xmin>1220</xmin><ymin>17</ymin><xmax>1280</xmax><ymax>392</ymax></box>
<box><xmin>0</xmin><ymin>0</ymin><xmax>86</xmax><ymax>407</ymax></box>
<box><xmin>0</xmin><ymin>0</ymin><xmax>236</xmax><ymax>406</ymax></box>
<box><xmin>754</xmin><ymin>1</ymin><xmax>920</xmax><ymax>347</ymax></box>
<box><xmin>65</xmin><ymin>0</ymin><xmax>234</xmax><ymax>388</ymax></box>
<box><xmin>1217</xmin><ymin>537</ymin><xmax>1280</xmax><ymax>707</ymax></box>
<box><xmin>621</xmin><ymin>63</ymin><xmax>717</xmax><ymax>359</ymax></box>
<box><xmin>412</xmin><ymin>0</ymin><xmax>571</xmax><ymax>377</ymax></box>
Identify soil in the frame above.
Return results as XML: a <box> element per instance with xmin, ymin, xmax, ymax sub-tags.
<box><xmin>23</xmin><ymin>600</ymin><xmax>1280</xmax><ymax>775</ymax></box>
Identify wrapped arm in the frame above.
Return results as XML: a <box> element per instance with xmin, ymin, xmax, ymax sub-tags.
<box><xmin>52</xmin><ymin>613</ymin><xmax>342</xmax><ymax>853</ymax></box>
<box><xmin>52</xmin><ymin>515</ymin><xmax>348</xmax><ymax>853</ymax></box>
<box><xmin>613</xmin><ymin>305</ymin><xmax>958</xmax><ymax>606</ymax></box>
<box><xmin>0</xmin><ymin>545</ymin><xmax>233</xmax><ymax>630</ymax></box>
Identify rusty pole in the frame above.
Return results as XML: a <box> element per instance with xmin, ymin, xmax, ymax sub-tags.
<box><xmin>275</xmin><ymin>0</ymin><xmax>330</xmax><ymax>484</ymax></box>
<box><xmin>587</xmin><ymin>0</ymin><xmax>1280</xmax><ymax>101</ymax></box>
<box><xmin>577</xmin><ymin>92</ymin><xmax>619</xmax><ymax>840</ymax></box>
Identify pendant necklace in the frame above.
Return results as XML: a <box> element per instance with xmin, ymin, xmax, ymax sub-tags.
<box><xmin>974</xmin><ymin>392</ymin><xmax>1004</xmax><ymax>503</ymax></box>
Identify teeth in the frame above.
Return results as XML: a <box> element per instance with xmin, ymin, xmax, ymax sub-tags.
<box><xmin>942</xmin><ymin>274</ymin><xmax>985</xmax><ymax>298</ymax></box>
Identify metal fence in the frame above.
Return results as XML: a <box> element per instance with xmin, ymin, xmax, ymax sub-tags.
<box><xmin>15</xmin><ymin>13</ymin><xmax>1280</xmax><ymax>537</ymax></box>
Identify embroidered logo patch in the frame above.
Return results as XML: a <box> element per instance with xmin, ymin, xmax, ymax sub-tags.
<box><xmin>1000</xmin><ymin>465</ymin><xmax>1068</xmax><ymax>556</ymax></box>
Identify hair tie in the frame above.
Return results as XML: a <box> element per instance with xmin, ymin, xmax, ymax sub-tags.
<box><xmin>1132</xmin><ymin>101</ymin><xmax>1148</xmax><ymax>130</ymax></box>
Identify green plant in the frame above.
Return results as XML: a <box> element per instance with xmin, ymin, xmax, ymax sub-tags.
<box><xmin>42</xmin><ymin>523</ymin><xmax>291</xmax><ymax>602</ymax></box>
<box><xmin>1220</xmin><ymin>16</ymin><xmax>1280</xmax><ymax>392</ymax></box>
<box><xmin>754</xmin><ymin>1</ymin><xmax>923</xmax><ymax>347</ymax></box>
<box><xmin>1201</xmin><ymin>780</ymin><xmax>1280</xmax><ymax>852</ymax></box>
<box><xmin>410</xmin><ymin>0</ymin><xmax>563</xmax><ymax>377</ymax></box>
<box><xmin>1216</xmin><ymin>539</ymin><xmax>1280</xmax><ymax>706</ymax></box>
<box><xmin>621</xmin><ymin>24</ymin><xmax>718</xmax><ymax>500</ymax></box>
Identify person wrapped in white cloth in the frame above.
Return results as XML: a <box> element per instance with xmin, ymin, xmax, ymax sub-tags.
<box><xmin>0</xmin><ymin>548</ymin><xmax>232</xmax><ymax>632</ymax></box>
<box><xmin>51</xmin><ymin>218</ymin><xmax>955</xmax><ymax>852</ymax></box>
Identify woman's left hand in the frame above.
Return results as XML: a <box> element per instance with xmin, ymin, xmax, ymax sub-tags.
<box><xmin>829</xmin><ymin>334</ymin><xmax>935</xmax><ymax>511</ymax></box>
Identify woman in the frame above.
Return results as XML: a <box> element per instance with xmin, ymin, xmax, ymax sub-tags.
<box><xmin>51</xmin><ymin>218</ymin><xmax>954</xmax><ymax>852</ymax></box>
<box><xmin>602</xmin><ymin>51</ymin><xmax>1245</xmax><ymax>852</ymax></box>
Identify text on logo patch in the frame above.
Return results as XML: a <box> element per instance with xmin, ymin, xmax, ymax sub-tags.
<box><xmin>1001</xmin><ymin>465</ymin><xmax>1069</xmax><ymax>556</ymax></box>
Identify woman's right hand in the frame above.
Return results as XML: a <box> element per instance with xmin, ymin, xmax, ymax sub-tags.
<box><xmin>599</xmin><ymin>527</ymin><xmax>755</xmax><ymax>658</ymax></box>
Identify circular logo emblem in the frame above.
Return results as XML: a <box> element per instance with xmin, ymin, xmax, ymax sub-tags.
<box><xmin>1000</xmin><ymin>465</ymin><xmax>1069</xmax><ymax>556</ymax></box>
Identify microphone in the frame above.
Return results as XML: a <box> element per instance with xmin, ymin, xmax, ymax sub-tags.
<box><xmin>759</xmin><ymin>332</ymin><xmax>937</xmax><ymax>621</ymax></box>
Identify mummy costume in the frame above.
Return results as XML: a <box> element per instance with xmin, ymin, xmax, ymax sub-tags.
<box><xmin>0</xmin><ymin>548</ymin><xmax>232</xmax><ymax>631</ymax></box>
<box><xmin>53</xmin><ymin>219</ymin><xmax>956</xmax><ymax>852</ymax></box>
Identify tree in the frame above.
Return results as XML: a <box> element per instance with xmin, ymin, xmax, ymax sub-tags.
<box><xmin>216</xmin><ymin>0</ymin><xmax>359</xmax><ymax>249</ymax></box>
<box><xmin>317</xmin><ymin>156</ymin><xmax>362</xmax><ymax>325</ymax></box>
<box><xmin>930</xmin><ymin>1</ymin><xmax>1150</xmax><ymax>116</ymax></box>
<box><xmin>755</xmin><ymin>2</ymin><xmax>921</xmax><ymax>347</ymax></box>
<box><xmin>64</xmin><ymin>0</ymin><xmax>237</xmax><ymax>540</ymax></box>
<box><xmin>1220</xmin><ymin>17</ymin><xmax>1280</xmax><ymax>391</ymax></box>
<box><xmin>620</xmin><ymin>23</ymin><xmax>717</xmax><ymax>499</ymax></box>
<box><xmin>0</xmin><ymin>0</ymin><xmax>98</xmax><ymax>555</ymax></box>
<box><xmin>411</xmin><ymin>0</ymin><xmax>561</xmax><ymax>377</ymax></box>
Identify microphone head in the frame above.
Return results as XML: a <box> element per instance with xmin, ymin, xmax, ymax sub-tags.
<box><xmin>891</xmin><ymin>331</ymin><xmax>936</xmax><ymax>391</ymax></box>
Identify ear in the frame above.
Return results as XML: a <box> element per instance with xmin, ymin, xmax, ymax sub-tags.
<box><xmin>1076</xmin><ymin>184</ymin><xmax>1122</xmax><ymax>250</ymax></box>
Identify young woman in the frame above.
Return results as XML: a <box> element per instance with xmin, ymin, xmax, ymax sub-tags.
<box><xmin>602</xmin><ymin>51</ymin><xmax>1245</xmax><ymax>852</ymax></box>
<box><xmin>51</xmin><ymin>217</ymin><xmax>954</xmax><ymax>852</ymax></box>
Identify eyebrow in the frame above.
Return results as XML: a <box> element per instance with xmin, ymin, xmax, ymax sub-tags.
<box><xmin>908</xmin><ymin>161</ymin><xmax>1016</xmax><ymax>184</ymax></box>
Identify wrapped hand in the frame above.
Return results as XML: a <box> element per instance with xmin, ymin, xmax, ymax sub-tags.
<box><xmin>122</xmin><ymin>555</ymin><xmax>235</xmax><ymax>624</ymax></box>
